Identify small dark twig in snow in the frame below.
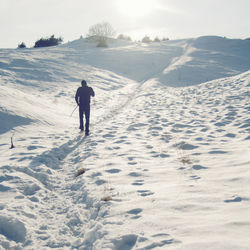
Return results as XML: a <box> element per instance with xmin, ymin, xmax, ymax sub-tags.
<box><xmin>10</xmin><ymin>133</ymin><xmax>15</xmax><ymax>149</ymax></box>
<box><xmin>76</xmin><ymin>168</ymin><xmax>87</xmax><ymax>177</ymax></box>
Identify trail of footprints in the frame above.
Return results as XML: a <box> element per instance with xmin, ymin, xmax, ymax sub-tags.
<box><xmin>2</xmin><ymin>76</ymin><xmax>248</xmax><ymax>248</ymax></box>
<box><xmin>91</xmin><ymin>77</ymin><xmax>250</xmax><ymax>208</ymax></box>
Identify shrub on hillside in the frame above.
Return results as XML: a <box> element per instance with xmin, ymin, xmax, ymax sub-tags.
<box><xmin>34</xmin><ymin>35</ymin><xmax>63</xmax><ymax>48</ymax></box>
<box><xmin>18</xmin><ymin>42</ymin><xmax>26</xmax><ymax>48</ymax></box>
<box><xmin>87</xmin><ymin>22</ymin><xmax>115</xmax><ymax>47</ymax></box>
<box><xmin>154</xmin><ymin>37</ymin><xmax>160</xmax><ymax>42</ymax></box>
<box><xmin>96</xmin><ymin>38</ymin><xmax>108</xmax><ymax>48</ymax></box>
<box><xmin>117</xmin><ymin>34</ymin><xmax>132</xmax><ymax>41</ymax></box>
<box><xmin>142</xmin><ymin>35</ymin><xmax>152</xmax><ymax>43</ymax></box>
<box><xmin>162</xmin><ymin>37</ymin><xmax>170</xmax><ymax>41</ymax></box>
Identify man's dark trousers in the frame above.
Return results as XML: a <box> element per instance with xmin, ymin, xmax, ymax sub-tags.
<box><xmin>79</xmin><ymin>105</ymin><xmax>90</xmax><ymax>133</ymax></box>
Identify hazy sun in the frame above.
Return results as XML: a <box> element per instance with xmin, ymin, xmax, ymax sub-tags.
<box><xmin>116</xmin><ymin>0</ymin><xmax>155</xmax><ymax>19</ymax></box>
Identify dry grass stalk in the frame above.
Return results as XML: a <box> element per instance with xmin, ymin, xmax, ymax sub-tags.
<box><xmin>180</xmin><ymin>156</ymin><xmax>192</xmax><ymax>164</ymax></box>
<box><xmin>76</xmin><ymin>168</ymin><xmax>87</xmax><ymax>177</ymax></box>
<box><xmin>10</xmin><ymin>133</ymin><xmax>15</xmax><ymax>149</ymax></box>
<box><xmin>101</xmin><ymin>196</ymin><xmax>112</xmax><ymax>202</ymax></box>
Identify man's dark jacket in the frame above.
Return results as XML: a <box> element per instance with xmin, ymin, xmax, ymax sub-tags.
<box><xmin>75</xmin><ymin>86</ymin><xmax>95</xmax><ymax>107</ymax></box>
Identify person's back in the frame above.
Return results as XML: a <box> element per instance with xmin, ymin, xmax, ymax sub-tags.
<box><xmin>75</xmin><ymin>85</ymin><xmax>94</xmax><ymax>107</ymax></box>
<box><xmin>75</xmin><ymin>80</ymin><xmax>95</xmax><ymax>135</ymax></box>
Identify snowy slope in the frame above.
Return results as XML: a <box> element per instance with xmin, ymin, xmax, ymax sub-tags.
<box><xmin>0</xmin><ymin>37</ymin><xmax>250</xmax><ymax>249</ymax></box>
<box><xmin>63</xmin><ymin>36</ymin><xmax>250</xmax><ymax>86</ymax></box>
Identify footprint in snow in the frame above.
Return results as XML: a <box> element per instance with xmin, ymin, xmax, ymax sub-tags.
<box><xmin>126</xmin><ymin>208</ymin><xmax>143</xmax><ymax>219</ymax></box>
<box><xmin>178</xmin><ymin>166</ymin><xmax>186</xmax><ymax>170</ymax></box>
<box><xmin>192</xmin><ymin>165</ymin><xmax>208</xmax><ymax>170</ymax></box>
<box><xmin>132</xmin><ymin>180</ymin><xmax>144</xmax><ymax>186</ymax></box>
<box><xmin>195</xmin><ymin>137</ymin><xmax>203</xmax><ymax>141</ymax></box>
<box><xmin>128</xmin><ymin>161</ymin><xmax>137</xmax><ymax>165</ymax></box>
<box><xmin>112</xmin><ymin>234</ymin><xmax>137</xmax><ymax>250</ymax></box>
<box><xmin>137</xmin><ymin>190</ymin><xmax>154</xmax><ymax>197</ymax></box>
<box><xmin>190</xmin><ymin>175</ymin><xmax>200</xmax><ymax>180</ymax></box>
<box><xmin>245</xmin><ymin>135</ymin><xmax>250</xmax><ymax>140</ymax></box>
<box><xmin>95</xmin><ymin>179</ymin><xmax>106</xmax><ymax>186</ymax></box>
<box><xmin>224</xmin><ymin>196</ymin><xmax>245</xmax><ymax>203</ymax></box>
<box><xmin>224</xmin><ymin>133</ymin><xmax>236</xmax><ymax>138</ymax></box>
<box><xmin>214</xmin><ymin>121</ymin><xmax>230</xmax><ymax>127</ymax></box>
<box><xmin>27</xmin><ymin>145</ymin><xmax>44</xmax><ymax>150</ymax></box>
<box><xmin>173</xmin><ymin>141</ymin><xmax>199</xmax><ymax>150</ymax></box>
<box><xmin>18</xmin><ymin>156</ymin><xmax>34</xmax><ymax>162</ymax></box>
<box><xmin>127</xmin><ymin>208</ymin><xmax>143</xmax><ymax>215</ymax></box>
<box><xmin>208</xmin><ymin>150</ymin><xmax>228</xmax><ymax>154</ymax></box>
<box><xmin>103</xmin><ymin>133</ymin><xmax>115</xmax><ymax>138</ymax></box>
<box><xmin>148</xmin><ymin>126</ymin><xmax>163</xmax><ymax>131</ymax></box>
<box><xmin>239</xmin><ymin>122</ymin><xmax>250</xmax><ymax>129</ymax></box>
<box><xmin>151</xmin><ymin>233</ymin><xmax>177</xmax><ymax>246</ymax></box>
<box><xmin>114</xmin><ymin>139</ymin><xmax>126</xmax><ymax>144</ymax></box>
<box><xmin>152</xmin><ymin>153</ymin><xmax>170</xmax><ymax>158</ymax></box>
<box><xmin>105</xmin><ymin>169</ymin><xmax>121</xmax><ymax>174</ymax></box>
<box><xmin>0</xmin><ymin>184</ymin><xmax>11</xmax><ymax>192</ymax></box>
<box><xmin>128</xmin><ymin>172</ymin><xmax>142</xmax><ymax>177</ymax></box>
<box><xmin>200</xmin><ymin>127</ymin><xmax>209</xmax><ymax>132</ymax></box>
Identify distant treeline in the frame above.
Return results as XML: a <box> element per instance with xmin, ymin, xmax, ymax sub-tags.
<box><xmin>17</xmin><ymin>22</ymin><xmax>170</xmax><ymax>49</ymax></box>
<box><xmin>18</xmin><ymin>35</ymin><xmax>63</xmax><ymax>49</ymax></box>
<box><xmin>17</xmin><ymin>22</ymin><xmax>250</xmax><ymax>49</ymax></box>
<box><xmin>18</xmin><ymin>34</ymin><xmax>169</xmax><ymax>49</ymax></box>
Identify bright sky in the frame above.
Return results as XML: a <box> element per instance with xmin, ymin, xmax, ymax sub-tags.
<box><xmin>0</xmin><ymin>0</ymin><xmax>250</xmax><ymax>48</ymax></box>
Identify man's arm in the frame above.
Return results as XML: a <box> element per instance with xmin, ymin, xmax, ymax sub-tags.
<box><xmin>90</xmin><ymin>87</ymin><xmax>95</xmax><ymax>97</ymax></box>
<box><xmin>75</xmin><ymin>88</ymin><xmax>80</xmax><ymax>105</ymax></box>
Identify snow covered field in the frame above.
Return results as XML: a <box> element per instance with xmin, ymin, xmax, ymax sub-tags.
<box><xmin>0</xmin><ymin>36</ymin><xmax>250</xmax><ymax>249</ymax></box>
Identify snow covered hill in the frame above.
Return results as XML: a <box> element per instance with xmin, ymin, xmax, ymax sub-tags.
<box><xmin>0</xmin><ymin>36</ymin><xmax>250</xmax><ymax>249</ymax></box>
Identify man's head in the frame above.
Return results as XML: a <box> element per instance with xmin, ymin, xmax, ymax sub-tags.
<box><xmin>81</xmin><ymin>80</ymin><xmax>87</xmax><ymax>86</ymax></box>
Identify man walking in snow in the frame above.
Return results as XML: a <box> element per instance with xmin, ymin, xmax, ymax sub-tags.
<box><xmin>75</xmin><ymin>80</ymin><xmax>95</xmax><ymax>135</ymax></box>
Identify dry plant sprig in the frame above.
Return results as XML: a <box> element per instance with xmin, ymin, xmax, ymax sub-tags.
<box><xmin>179</xmin><ymin>156</ymin><xmax>192</xmax><ymax>164</ymax></box>
<box><xmin>101</xmin><ymin>196</ymin><xmax>112</xmax><ymax>202</ymax></box>
<box><xmin>10</xmin><ymin>133</ymin><xmax>15</xmax><ymax>149</ymax></box>
<box><xmin>175</xmin><ymin>141</ymin><xmax>192</xmax><ymax>165</ymax></box>
<box><xmin>76</xmin><ymin>168</ymin><xmax>87</xmax><ymax>177</ymax></box>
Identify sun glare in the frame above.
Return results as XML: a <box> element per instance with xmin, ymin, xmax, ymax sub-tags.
<box><xmin>116</xmin><ymin>0</ymin><xmax>155</xmax><ymax>19</ymax></box>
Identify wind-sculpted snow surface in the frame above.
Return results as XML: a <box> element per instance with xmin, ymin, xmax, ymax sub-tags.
<box><xmin>0</xmin><ymin>37</ymin><xmax>250</xmax><ymax>249</ymax></box>
<box><xmin>61</xmin><ymin>36</ymin><xmax>250</xmax><ymax>86</ymax></box>
<box><xmin>1</xmin><ymin>36</ymin><xmax>249</xmax><ymax>89</ymax></box>
<box><xmin>160</xmin><ymin>36</ymin><xmax>250</xmax><ymax>86</ymax></box>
